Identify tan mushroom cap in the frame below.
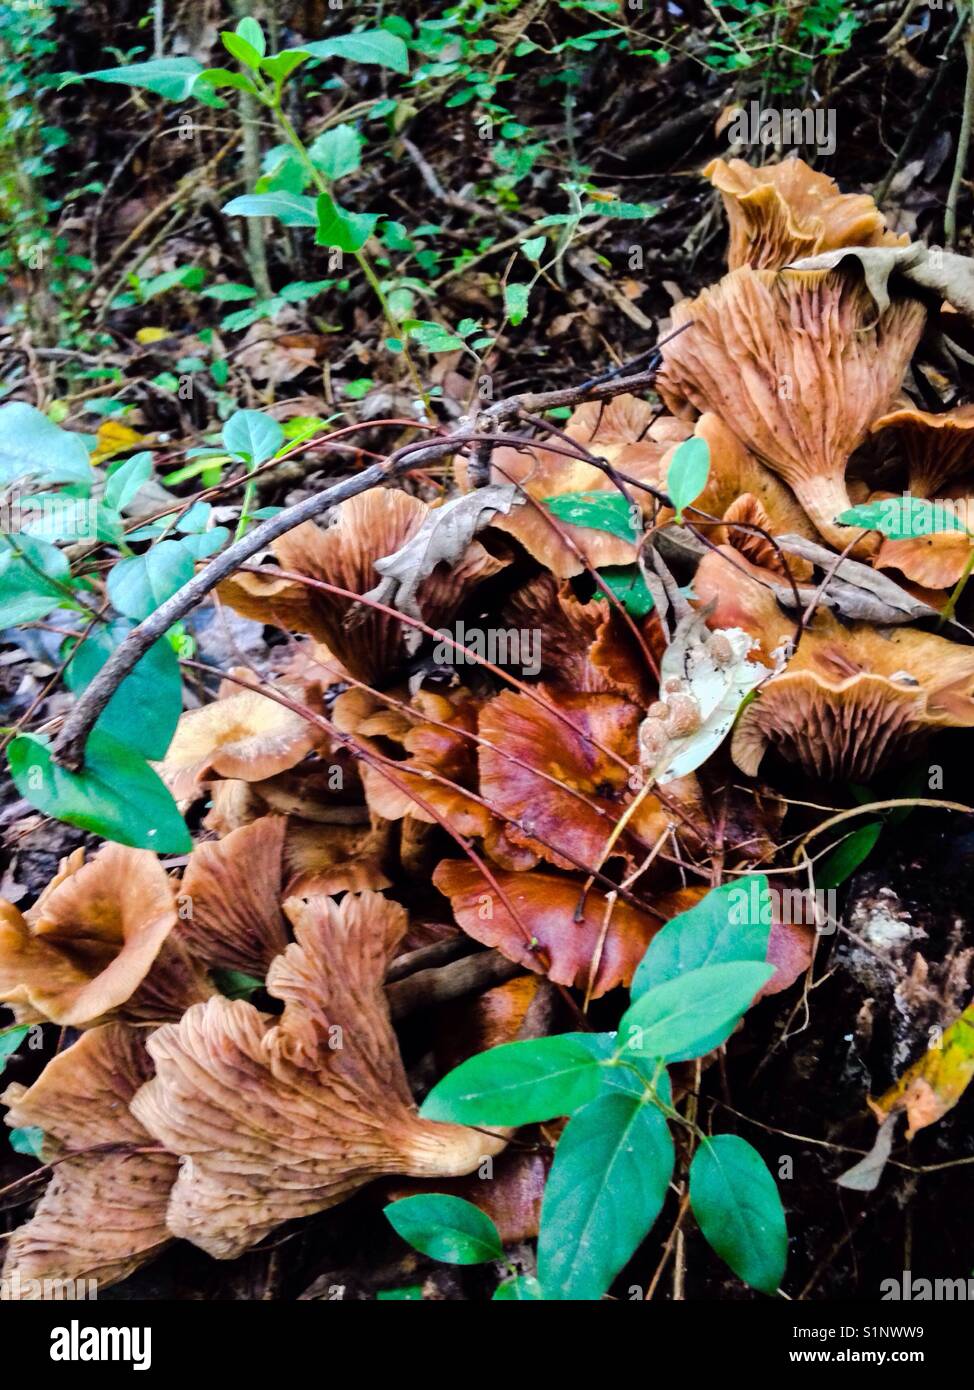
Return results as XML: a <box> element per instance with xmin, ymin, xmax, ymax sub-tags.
<box><xmin>870</xmin><ymin>403</ymin><xmax>974</xmax><ymax>496</ymax></box>
<box><xmin>158</xmin><ymin>681</ymin><xmax>324</xmax><ymax>802</ymax></box>
<box><xmin>649</xmin><ymin>413</ymin><xmax>815</xmax><ymax>572</ymax></box>
<box><xmin>658</xmin><ymin>267</ymin><xmax>927</xmax><ymax>551</ymax></box>
<box><xmin>131</xmin><ymin>891</ymin><xmax>506</xmax><ymax>1259</ymax></box>
<box><xmin>1</xmin><ymin>1025</ymin><xmax>178</xmax><ymax>1293</ymax></box>
<box><xmin>0</xmin><ymin>844</ymin><xmax>208</xmax><ymax>1028</ymax></box>
<box><xmin>731</xmin><ymin>617</ymin><xmax>974</xmax><ymax>781</ymax></box>
<box><xmin>875</xmin><ymin>499</ymin><xmax>974</xmax><ymax>590</ymax></box>
<box><xmin>219</xmin><ymin>490</ymin><xmax>504</xmax><ymax>682</ymax></box>
<box><xmin>178</xmin><ymin>816</ymin><xmax>291</xmax><ymax>977</ymax></box>
<box><xmin>705</xmin><ymin>156</ymin><xmax>907</xmax><ymax>271</ymax></box>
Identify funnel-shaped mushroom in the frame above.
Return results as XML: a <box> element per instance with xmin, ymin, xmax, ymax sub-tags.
<box><xmin>1</xmin><ymin>1025</ymin><xmax>178</xmax><ymax>1293</ymax></box>
<box><xmin>731</xmin><ymin>613</ymin><xmax>974</xmax><ymax>781</ymax></box>
<box><xmin>219</xmin><ymin>490</ymin><xmax>503</xmax><ymax>683</ymax></box>
<box><xmin>0</xmin><ymin>844</ymin><xmax>208</xmax><ymax>1027</ymax></box>
<box><xmin>477</xmin><ymin>688</ymin><xmax>673</xmax><ymax>870</ymax></box>
<box><xmin>868</xmin><ymin>407</ymin><xmax>974</xmax><ymax>587</ymax></box>
<box><xmin>131</xmin><ymin>891</ymin><xmax>506</xmax><ymax>1259</ymax></box>
<box><xmin>178</xmin><ymin>816</ymin><xmax>291</xmax><ymax>977</ymax></box>
<box><xmin>658</xmin><ymin>267</ymin><xmax>927</xmax><ymax>550</ymax></box>
<box><xmin>871</xmin><ymin>404</ymin><xmax>974</xmax><ymax>496</ymax></box>
<box><xmin>158</xmin><ymin>681</ymin><xmax>325</xmax><ymax>802</ymax></box>
<box><xmin>648</xmin><ymin>413</ymin><xmax>816</xmax><ymax>569</ymax></box>
<box><xmin>705</xmin><ymin>156</ymin><xmax>906</xmax><ymax>270</ymax></box>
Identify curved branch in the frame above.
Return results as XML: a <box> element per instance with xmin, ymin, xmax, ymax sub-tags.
<box><xmin>51</xmin><ymin>361</ymin><xmax>670</xmax><ymax>771</ymax></box>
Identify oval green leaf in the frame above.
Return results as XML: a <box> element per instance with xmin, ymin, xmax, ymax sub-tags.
<box><xmin>538</xmin><ymin>1092</ymin><xmax>674</xmax><ymax>1300</ymax></box>
<box><xmin>618</xmin><ymin>959</ymin><xmax>773</xmax><ymax>1062</ymax></box>
<box><xmin>384</xmin><ymin>1194</ymin><xmax>503</xmax><ymax>1265</ymax></box>
<box><xmin>420</xmin><ymin>1033</ymin><xmax>616</xmax><ymax>1127</ymax></box>
<box><xmin>689</xmin><ymin>1134</ymin><xmax>787</xmax><ymax>1294</ymax></box>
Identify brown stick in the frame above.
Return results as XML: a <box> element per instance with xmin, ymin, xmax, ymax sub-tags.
<box><xmin>387</xmin><ymin>949</ymin><xmax>523</xmax><ymax>1019</ymax></box>
<box><xmin>51</xmin><ymin>360</ymin><xmax>671</xmax><ymax>771</ymax></box>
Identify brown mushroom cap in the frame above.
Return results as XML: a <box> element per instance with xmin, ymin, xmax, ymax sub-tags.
<box><xmin>870</xmin><ymin>404</ymin><xmax>974</xmax><ymax>496</ymax></box>
<box><xmin>0</xmin><ymin>844</ymin><xmax>208</xmax><ymax>1027</ymax></box>
<box><xmin>131</xmin><ymin>891</ymin><xmax>506</xmax><ymax>1259</ymax></box>
<box><xmin>658</xmin><ymin>267</ymin><xmax>927</xmax><ymax>551</ymax></box>
<box><xmin>705</xmin><ymin>156</ymin><xmax>907</xmax><ymax>271</ymax></box>
<box><xmin>731</xmin><ymin>618</ymin><xmax>974</xmax><ymax>781</ymax></box>
<box><xmin>1</xmin><ymin>1025</ymin><xmax>177</xmax><ymax>1293</ymax></box>
<box><xmin>157</xmin><ymin>681</ymin><xmax>324</xmax><ymax>802</ymax></box>
<box><xmin>219</xmin><ymin>490</ymin><xmax>504</xmax><ymax>682</ymax></box>
<box><xmin>459</xmin><ymin>395</ymin><xmax>689</xmax><ymax>578</ymax></box>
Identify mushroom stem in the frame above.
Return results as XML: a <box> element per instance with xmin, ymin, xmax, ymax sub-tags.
<box><xmin>791</xmin><ymin>472</ymin><xmax>877</xmax><ymax>556</ymax></box>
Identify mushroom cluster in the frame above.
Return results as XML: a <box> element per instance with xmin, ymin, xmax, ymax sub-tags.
<box><xmin>5</xmin><ymin>155</ymin><xmax>974</xmax><ymax>1293</ymax></box>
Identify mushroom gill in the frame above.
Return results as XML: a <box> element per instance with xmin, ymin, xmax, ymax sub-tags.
<box><xmin>1</xmin><ymin>1024</ymin><xmax>177</xmax><ymax>1293</ymax></box>
<box><xmin>131</xmin><ymin>891</ymin><xmax>507</xmax><ymax>1259</ymax></box>
<box><xmin>218</xmin><ymin>489</ymin><xmax>504</xmax><ymax>682</ymax></box>
<box><xmin>657</xmin><ymin>266</ymin><xmax>927</xmax><ymax>552</ymax></box>
<box><xmin>705</xmin><ymin>156</ymin><xmax>907</xmax><ymax>271</ymax></box>
<box><xmin>0</xmin><ymin>844</ymin><xmax>209</xmax><ymax>1028</ymax></box>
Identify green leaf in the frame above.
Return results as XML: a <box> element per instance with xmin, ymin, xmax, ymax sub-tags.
<box><xmin>619</xmin><ymin>960</ymin><xmax>774</xmax><ymax>1062</ymax></box>
<box><xmin>538</xmin><ymin>1092</ymin><xmax>674</xmax><ymax>1300</ymax></box>
<box><xmin>815</xmin><ymin>822</ymin><xmax>882</xmax><ymax>890</ymax></box>
<box><xmin>260</xmin><ymin>52</ymin><xmax>310</xmax><ymax>84</ymax></box>
<box><xmin>421</xmin><ymin>1033</ymin><xmax>616</xmax><ymax>1127</ymax></box>
<box><xmin>297</xmin><ymin>31</ymin><xmax>410</xmax><ymax>75</ymax></box>
<box><xmin>85</xmin><ymin>58</ymin><xmax>204</xmax><ymax>101</ymax></box>
<box><xmin>197</xmin><ymin>67</ymin><xmax>258</xmax><ymax>95</ymax></box>
<box><xmin>212</xmin><ymin>968</ymin><xmax>264</xmax><ymax>1000</ymax></box>
<box><xmin>10</xmin><ymin>1126</ymin><xmax>44</xmax><ymax>1157</ymax></box>
<box><xmin>689</xmin><ymin>1135</ymin><xmax>787</xmax><ymax>1294</ymax></box>
<box><xmin>598</xmin><ymin>564</ymin><xmax>654</xmax><ymax>617</ymax></box>
<box><xmin>376</xmin><ymin>1285</ymin><xmax>423</xmax><ymax>1300</ymax></box>
<box><xmin>493</xmin><ymin>1274</ymin><xmax>543</xmax><ymax>1300</ymax></box>
<box><xmin>278</xmin><ymin>279</ymin><xmax>334</xmax><ymax>303</ymax></box>
<box><xmin>221</xmin><ymin>32</ymin><xmax>263</xmax><ymax>70</ymax></box>
<box><xmin>504</xmin><ymin>282</ymin><xmax>530</xmax><ymax>326</ymax></box>
<box><xmin>223</xmin><ymin>192</ymin><xmax>318</xmax><ymax>227</ymax></box>
<box><xmin>0</xmin><ymin>402</ymin><xmax>93</xmax><ymax>487</ymax></box>
<box><xmin>520</xmin><ymin>236</ymin><xmax>545</xmax><ymax>262</ymax></box>
<box><xmin>384</xmin><ymin>1195</ymin><xmax>503</xmax><ymax>1265</ymax></box>
<box><xmin>631</xmin><ymin>875</ymin><xmax>772</xmax><ymax>999</ymax></box>
<box><xmin>0</xmin><ymin>1025</ymin><xmax>32</xmax><ymax>1077</ymax></box>
<box><xmin>107</xmin><ymin>539</ymin><xmax>195</xmax><ymax>621</ymax></box>
<box><xmin>666</xmin><ymin>436</ymin><xmax>710</xmax><ymax>519</ymax></box>
<box><xmin>202</xmin><ymin>282</ymin><xmax>257</xmax><ymax>302</ymax></box>
<box><xmin>63</xmin><ymin>622</ymin><xmax>181</xmax><ymax>761</ymax></box>
<box><xmin>103</xmin><ymin>450</ymin><xmax>153</xmax><ymax>512</ymax></box>
<box><xmin>308</xmin><ymin>123</ymin><xmax>363</xmax><ymax>180</ymax></box>
<box><xmin>0</xmin><ymin>534</ymin><xmax>76</xmax><ymax>626</ymax></box>
<box><xmin>544</xmin><ymin>491</ymin><xmax>638</xmax><ymax>542</ymax></box>
<box><xmin>836</xmin><ymin>498</ymin><xmax>967</xmax><ymax>540</ymax></box>
<box><xmin>8</xmin><ymin>729</ymin><xmax>192</xmax><ymax>853</ymax></box>
<box><xmin>223</xmin><ymin>409</ymin><xmax>284</xmax><ymax>466</ymax></box>
<box><xmin>405</xmin><ymin>319</ymin><xmax>464</xmax><ymax>352</ymax></box>
<box><xmin>315</xmin><ymin>192</ymin><xmax>378</xmax><ymax>251</ymax></box>
<box><xmin>235</xmin><ymin>16</ymin><xmax>266</xmax><ymax>57</ymax></box>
